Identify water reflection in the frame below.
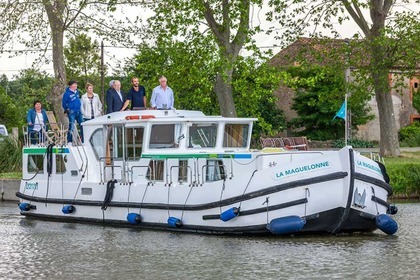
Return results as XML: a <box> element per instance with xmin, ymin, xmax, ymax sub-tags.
<box><xmin>1</xmin><ymin>202</ymin><xmax>419</xmax><ymax>279</ymax></box>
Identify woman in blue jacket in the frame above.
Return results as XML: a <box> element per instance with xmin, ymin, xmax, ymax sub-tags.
<box><xmin>26</xmin><ymin>100</ymin><xmax>49</xmax><ymax>145</ymax></box>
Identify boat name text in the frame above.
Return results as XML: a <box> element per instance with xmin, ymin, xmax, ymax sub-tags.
<box><xmin>25</xmin><ymin>182</ymin><xmax>38</xmax><ymax>190</ymax></box>
<box><xmin>273</xmin><ymin>161</ymin><xmax>331</xmax><ymax>180</ymax></box>
<box><xmin>356</xmin><ymin>161</ymin><xmax>382</xmax><ymax>175</ymax></box>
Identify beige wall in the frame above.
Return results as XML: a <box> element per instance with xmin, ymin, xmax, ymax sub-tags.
<box><xmin>355</xmin><ymin>73</ymin><xmax>419</xmax><ymax>141</ymax></box>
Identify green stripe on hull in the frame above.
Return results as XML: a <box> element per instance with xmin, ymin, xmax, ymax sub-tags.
<box><xmin>23</xmin><ymin>147</ymin><xmax>69</xmax><ymax>154</ymax></box>
<box><xmin>141</xmin><ymin>154</ymin><xmax>251</xmax><ymax>159</ymax></box>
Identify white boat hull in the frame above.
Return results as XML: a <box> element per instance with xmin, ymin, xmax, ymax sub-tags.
<box><xmin>17</xmin><ymin>146</ymin><xmax>395</xmax><ymax>235</ymax></box>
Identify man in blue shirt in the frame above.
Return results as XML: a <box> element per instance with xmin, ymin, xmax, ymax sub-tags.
<box><xmin>122</xmin><ymin>77</ymin><xmax>147</xmax><ymax>110</ymax></box>
<box><xmin>150</xmin><ymin>76</ymin><xmax>174</xmax><ymax>110</ymax></box>
<box><xmin>62</xmin><ymin>80</ymin><xmax>83</xmax><ymax>144</ymax></box>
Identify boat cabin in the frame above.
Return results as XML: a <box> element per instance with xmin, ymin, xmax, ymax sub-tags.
<box><xmin>23</xmin><ymin>109</ymin><xmax>257</xmax><ymax>187</ymax></box>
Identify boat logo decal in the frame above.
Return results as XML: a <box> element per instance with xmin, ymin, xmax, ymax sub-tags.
<box><xmin>273</xmin><ymin>161</ymin><xmax>331</xmax><ymax>180</ymax></box>
<box><xmin>268</xmin><ymin>161</ymin><xmax>277</xmax><ymax>168</ymax></box>
<box><xmin>356</xmin><ymin>160</ymin><xmax>382</xmax><ymax>175</ymax></box>
<box><xmin>25</xmin><ymin>182</ymin><xmax>38</xmax><ymax>190</ymax></box>
<box><xmin>353</xmin><ymin>187</ymin><xmax>366</xmax><ymax>209</ymax></box>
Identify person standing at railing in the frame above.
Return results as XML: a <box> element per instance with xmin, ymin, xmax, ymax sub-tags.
<box><xmin>106</xmin><ymin>80</ymin><xmax>126</xmax><ymax>113</ymax></box>
<box><xmin>81</xmin><ymin>82</ymin><xmax>103</xmax><ymax>121</ymax></box>
<box><xmin>26</xmin><ymin>100</ymin><xmax>49</xmax><ymax>145</ymax></box>
<box><xmin>121</xmin><ymin>77</ymin><xmax>147</xmax><ymax>110</ymax></box>
<box><xmin>62</xmin><ymin>80</ymin><xmax>84</xmax><ymax>144</ymax></box>
<box><xmin>150</xmin><ymin>76</ymin><xmax>174</xmax><ymax>110</ymax></box>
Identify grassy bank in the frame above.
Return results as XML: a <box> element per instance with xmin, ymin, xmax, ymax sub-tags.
<box><xmin>0</xmin><ymin>172</ymin><xmax>21</xmax><ymax>179</ymax></box>
<box><xmin>385</xmin><ymin>151</ymin><xmax>420</xmax><ymax>198</ymax></box>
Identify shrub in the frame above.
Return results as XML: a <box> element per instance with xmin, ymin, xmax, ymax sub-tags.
<box><xmin>399</xmin><ymin>123</ymin><xmax>420</xmax><ymax>147</ymax></box>
<box><xmin>386</xmin><ymin>162</ymin><xmax>420</xmax><ymax>197</ymax></box>
<box><xmin>0</xmin><ymin>137</ymin><xmax>22</xmax><ymax>172</ymax></box>
<box><xmin>333</xmin><ymin>138</ymin><xmax>375</xmax><ymax>148</ymax></box>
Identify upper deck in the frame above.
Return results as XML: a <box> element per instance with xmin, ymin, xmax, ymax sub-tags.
<box><xmin>24</xmin><ymin>109</ymin><xmax>258</xmax><ymax>155</ymax></box>
<box><xmin>82</xmin><ymin>109</ymin><xmax>257</xmax><ymax>126</ymax></box>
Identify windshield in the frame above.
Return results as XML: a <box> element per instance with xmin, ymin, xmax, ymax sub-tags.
<box><xmin>0</xmin><ymin>127</ymin><xmax>7</xmax><ymax>136</ymax></box>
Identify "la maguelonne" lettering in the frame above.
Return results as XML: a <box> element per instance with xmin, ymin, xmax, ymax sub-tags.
<box><xmin>273</xmin><ymin>161</ymin><xmax>330</xmax><ymax>179</ymax></box>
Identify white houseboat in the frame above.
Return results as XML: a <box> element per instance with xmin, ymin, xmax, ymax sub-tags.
<box><xmin>17</xmin><ymin>109</ymin><xmax>398</xmax><ymax>235</ymax></box>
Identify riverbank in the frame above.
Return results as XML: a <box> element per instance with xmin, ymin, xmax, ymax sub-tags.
<box><xmin>0</xmin><ymin>179</ymin><xmax>19</xmax><ymax>201</ymax></box>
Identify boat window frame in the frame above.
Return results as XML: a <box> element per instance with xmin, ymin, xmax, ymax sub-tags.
<box><xmin>222</xmin><ymin>122</ymin><xmax>250</xmax><ymax>148</ymax></box>
<box><xmin>187</xmin><ymin>122</ymin><xmax>219</xmax><ymax>149</ymax></box>
<box><xmin>55</xmin><ymin>154</ymin><xmax>67</xmax><ymax>174</ymax></box>
<box><xmin>125</xmin><ymin>126</ymin><xmax>145</xmax><ymax>161</ymax></box>
<box><xmin>146</xmin><ymin>159</ymin><xmax>165</xmax><ymax>181</ymax></box>
<box><xmin>205</xmin><ymin>159</ymin><xmax>226</xmax><ymax>182</ymax></box>
<box><xmin>148</xmin><ymin>123</ymin><xmax>183</xmax><ymax>150</ymax></box>
<box><xmin>89</xmin><ymin>127</ymin><xmax>107</xmax><ymax>161</ymax></box>
<box><xmin>27</xmin><ymin>154</ymin><xmax>44</xmax><ymax>174</ymax></box>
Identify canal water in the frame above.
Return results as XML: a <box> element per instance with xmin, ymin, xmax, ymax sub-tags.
<box><xmin>1</xmin><ymin>201</ymin><xmax>419</xmax><ymax>279</ymax></box>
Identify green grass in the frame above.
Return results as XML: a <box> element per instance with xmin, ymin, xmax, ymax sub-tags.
<box><xmin>0</xmin><ymin>172</ymin><xmax>21</xmax><ymax>179</ymax></box>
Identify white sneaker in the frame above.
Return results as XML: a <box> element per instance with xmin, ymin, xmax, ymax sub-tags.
<box><xmin>67</xmin><ymin>142</ymin><xmax>72</xmax><ymax>146</ymax></box>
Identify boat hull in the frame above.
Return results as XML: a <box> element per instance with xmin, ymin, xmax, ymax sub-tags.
<box><xmin>18</xmin><ymin>143</ymin><xmax>396</xmax><ymax>236</ymax></box>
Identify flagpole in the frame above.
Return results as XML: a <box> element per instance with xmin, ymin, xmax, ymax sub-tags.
<box><xmin>344</xmin><ymin>93</ymin><xmax>348</xmax><ymax>146</ymax></box>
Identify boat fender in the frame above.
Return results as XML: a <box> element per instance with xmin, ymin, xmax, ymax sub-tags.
<box><xmin>220</xmin><ymin>207</ymin><xmax>240</xmax><ymax>222</ymax></box>
<box><xmin>267</xmin><ymin>216</ymin><xmax>306</xmax><ymax>235</ymax></box>
<box><xmin>62</xmin><ymin>205</ymin><xmax>75</xmax><ymax>214</ymax></box>
<box><xmin>127</xmin><ymin>213</ymin><xmax>142</xmax><ymax>225</ymax></box>
<box><xmin>167</xmin><ymin>217</ymin><xmax>182</xmax><ymax>228</ymax></box>
<box><xmin>387</xmin><ymin>205</ymin><xmax>398</xmax><ymax>215</ymax></box>
<box><xmin>19</xmin><ymin>202</ymin><xmax>33</xmax><ymax>211</ymax></box>
<box><xmin>375</xmin><ymin>214</ymin><xmax>398</xmax><ymax>235</ymax></box>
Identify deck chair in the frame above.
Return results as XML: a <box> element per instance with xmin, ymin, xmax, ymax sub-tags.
<box><xmin>46</xmin><ymin>111</ymin><xmax>67</xmax><ymax>145</ymax></box>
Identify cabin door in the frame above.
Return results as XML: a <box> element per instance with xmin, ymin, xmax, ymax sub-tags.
<box><xmin>124</xmin><ymin>126</ymin><xmax>148</xmax><ymax>183</ymax></box>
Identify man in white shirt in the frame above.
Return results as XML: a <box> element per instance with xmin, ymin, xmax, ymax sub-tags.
<box><xmin>150</xmin><ymin>76</ymin><xmax>174</xmax><ymax>110</ymax></box>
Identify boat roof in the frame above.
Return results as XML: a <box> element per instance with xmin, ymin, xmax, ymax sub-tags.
<box><xmin>83</xmin><ymin>109</ymin><xmax>258</xmax><ymax>126</ymax></box>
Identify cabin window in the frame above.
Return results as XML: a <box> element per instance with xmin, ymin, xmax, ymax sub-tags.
<box><xmin>90</xmin><ymin>128</ymin><xmax>105</xmax><ymax>160</ymax></box>
<box><xmin>149</xmin><ymin>124</ymin><xmax>183</xmax><ymax>149</ymax></box>
<box><xmin>206</xmin><ymin>160</ymin><xmax>225</xmax><ymax>182</ymax></box>
<box><xmin>113</xmin><ymin>126</ymin><xmax>124</xmax><ymax>158</ymax></box>
<box><xmin>56</xmin><ymin>154</ymin><xmax>66</xmax><ymax>174</ymax></box>
<box><xmin>125</xmin><ymin>127</ymin><xmax>144</xmax><ymax>160</ymax></box>
<box><xmin>27</xmin><ymin>155</ymin><xmax>44</xmax><ymax>173</ymax></box>
<box><xmin>187</xmin><ymin>123</ymin><xmax>218</xmax><ymax>148</ymax></box>
<box><xmin>223</xmin><ymin>123</ymin><xmax>249</xmax><ymax>148</ymax></box>
<box><xmin>178</xmin><ymin>160</ymin><xmax>188</xmax><ymax>183</ymax></box>
<box><xmin>146</xmin><ymin>160</ymin><xmax>164</xmax><ymax>181</ymax></box>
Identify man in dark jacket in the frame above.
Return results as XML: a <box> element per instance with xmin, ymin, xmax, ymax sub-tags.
<box><xmin>62</xmin><ymin>80</ymin><xmax>83</xmax><ymax>144</ymax></box>
<box><xmin>106</xmin><ymin>80</ymin><xmax>125</xmax><ymax>113</ymax></box>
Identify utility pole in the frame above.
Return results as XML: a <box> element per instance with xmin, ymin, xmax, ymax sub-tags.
<box><xmin>100</xmin><ymin>41</ymin><xmax>105</xmax><ymax>107</ymax></box>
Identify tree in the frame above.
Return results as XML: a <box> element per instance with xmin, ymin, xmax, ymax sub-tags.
<box><xmin>64</xmin><ymin>34</ymin><xmax>101</xmax><ymax>89</ymax></box>
<box><xmin>0</xmin><ymin>69</ymin><xmax>54</xmax><ymax>131</ymax></box>
<box><xmin>284</xmin><ymin>66</ymin><xmax>373</xmax><ymax>140</ymax></box>
<box><xmin>8</xmin><ymin>69</ymin><xmax>54</xmax><ymax>109</ymax></box>
<box><xmin>125</xmin><ymin>42</ymin><xmax>285</xmax><ymax>139</ymax></box>
<box><xmin>0</xmin><ymin>0</ymin><xmax>147</xmax><ymax>123</ymax></box>
<box><xmin>0</xmin><ymin>86</ymin><xmax>22</xmax><ymax>129</ymax></box>
<box><xmin>268</xmin><ymin>0</ymin><xmax>420</xmax><ymax>156</ymax></box>
<box><xmin>148</xmin><ymin>0</ymin><xmax>259</xmax><ymax>117</ymax></box>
